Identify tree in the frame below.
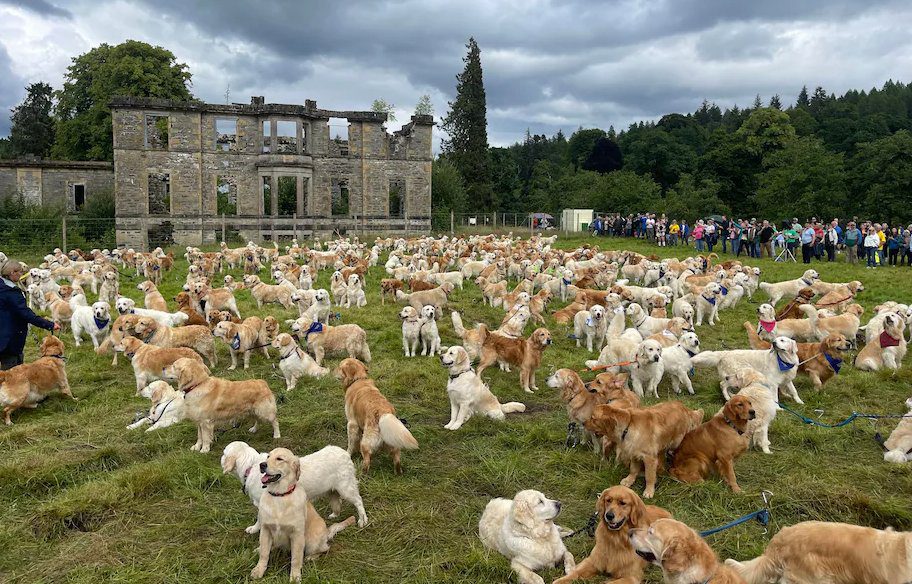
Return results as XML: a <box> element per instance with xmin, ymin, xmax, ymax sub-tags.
<box><xmin>8</xmin><ymin>82</ymin><xmax>56</xmax><ymax>158</ymax></box>
<box><xmin>755</xmin><ymin>137</ymin><xmax>847</xmax><ymax>221</ymax></box>
<box><xmin>769</xmin><ymin>94</ymin><xmax>782</xmax><ymax>110</ymax></box>
<box><xmin>664</xmin><ymin>174</ymin><xmax>729</xmax><ymax>221</ymax></box>
<box><xmin>567</xmin><ymin>128</ymin><xmax>606</xmax><ymax>169</ymax></box>
<box><xmin>796</xmin><ymin>85</ymin><xmax>810</xmax><ymax>109</ymax></box>
<box><xmin>53</xmin><ymin>40</ymin><xmax>193</xmax><ymax>161</ymax></box>
<box><xmin>581</xmin><ymin>137</ymin><xmax>623</xmax><ymax>173</ymax></box>
<box><xmin>851</xmin><ymin>130</ymin><xmax>912</xmax><ymax>223</ymax></box>
<box><xmin>371</xmin><ymin>98</ymin><xmax>396</xmax><ymax>122</ymax></box>
<box><xmin>593</xmin><ymin>170</ymin><xmax>662</xmax><ymax>214</ymax></box>
<box><xmin>440</xmin><ymin>38</ymin><xmax>494</xmax><ymax>209</ymax></box>
<box><xmin>736</xmin><ymin>107</ymin><xmax>797</xmax><ymax>158</ymax></box>
<box><xmin>414</xmin><ymin>94</ymin><xmax>433</xmax><ymax>117</ymax></box>
<box><xmin>752</xmin><ymin>94</ymin><xmax>763</xmax><ymax>110</ymax></box>
<box><xmin>431</xmin><ymin>157</ymin><xmax>467</xmax><ymax>215</ymax></box>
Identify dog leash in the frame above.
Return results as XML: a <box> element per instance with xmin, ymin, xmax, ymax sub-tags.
<box><xmin>776</xmin><ymin>403</ymin><xmax>912</xmax><ymax>428</ymax></box>
<box><xmin>699</xmin><ymin>491</ymin><xmax>772</xmax><ymax>537</ymax></box>
<box><xmin>562</xmin><ymin>512</ymin><xmax>598</xmax><ymax>539</ymax></box>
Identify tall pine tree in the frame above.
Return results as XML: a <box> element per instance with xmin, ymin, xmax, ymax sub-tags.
<box><xmin>9</xmin><ymin>82</ymin><xmax>56</xmax><ymax>158</ymax></box>
<box><xmin>441</xmin><ymin>37</ymin><xmax>494</xmax><ymax>210</ymax></box>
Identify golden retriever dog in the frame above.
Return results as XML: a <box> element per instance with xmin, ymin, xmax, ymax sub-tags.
<box><xmin>725</xmin><ymin>521</ymin><xmax>912</xmax><ymax>584</ymax></box>
<box><xmin>395</xmin><ymin>282</ymin><xmax>453</xmax><ymax>316</ymax></box>
<box><xmin>380</xmin><ymin>278</ymin><xmax>404</xmax><ymax>305</ymax></box>
<box><xmin>190</xmin><ymin>281</ymin><xmax>241</xmax><ymax>320</ymax></box>
<box><xmin>527</xmin><ymin>288</ymin><xmax>552</xmax><ymax>324</ymax></box>
<box><xmin>759</xmin><ymin>268</ymin><xmax>819</xmax><ymax>306</ymax></box>
<box><xmin>292</xmin><ymin>321</ymin><xmax>371</xmax><ymax>366</ymax></box>
<box><xmin>723</xmin><ymin>368</ymin><xmax>779</xmax><ymax>454</ymax></box>
<box><xmin>441</xmin><ymin>346</ymin><xmax>525</xmax><ymax>430</ymax></box>
<box><xmin>478</xmin><ymin>489</ymin><xmax>575</xmax><ymax>584</ymax></box>
<box><xmin>553</xmin><ymin>300</ymin><xmax>586</xmax><ymax>325</ymax></box>
<box><xmin>553</xmin><ymin>486</ymin><xmax>671</xmax><ymax>584</ymax></box>
<box><xmin>127</xmin><ymin>380</ymin><xmax>184</xmax><ymax>431</ymax></box>
<box><xmin>756</xmin><ymin>303</ymin><xmax>816</xmax><ymax>342</ymax></box>
<box><xmin>476</xmin><ymin>328</ymin><xmax>552</xmax><ymax>393</ymax></box>
<box><xmin>333</xmin><ymin>358</ymin><xmax>418</xmax><ymax>473</ymax></box>
<box><xmin>799</xmin><ymin>303</ymin><xmax>864</xmax><ymax>341</ymax></box>
<box><xmin>115</xmin><ymin>335</ymin><xmax>204</xmax><ymax>391</ymax></box>
<box><xmin>584</xmin><ymin>401</ymin><xmax>703</xmax><ymax>498</ymax></box>
<box><xmin>251</xmin><ymin>447</ymin><xmax>354</xmax><ymax>582</ymax></box>
<box><xmin>451</xmin><ymin>311</ymin><xmax>487</xmax><ymax>361</ymax></box>
<box><xmin>775</xmin><ymin>287</ymin><xmax>816</xmax><ymax>320</ymax></box>
<box><xmin>212</xmin><ymin>317</ymin><xmax>264</xmax><ymax>370</ymax></box>
<box><xmin>137</xmin><ymin>280</ymin><xmax>168</xmax><ymax>311</ymax></box>
<box><xmin>691</xmin><ymin>336</ymin><xmax>802</xmax><ymax>404</ymax></box>
<box><xmin>630</xmin><ymin>339</ymin><xmax>665</xmax><ymax>399</ymax></box>
<box><xmin>545</xmin><ymin>368</ymin><xmax>618</xmax><ymax>451</ymax></box>
<box><xmin>572</xmin><ymin>304</ymin><xmax>608</xmax><ymax>352</ymax></box>
<box><xmin>815</xmin><ymin>281</ymin><xmax>863</xmax><ymax>312</ymax></box>
<box><xmin>743</xmin><ymin>323</ymin><xmax>851</xmax><ymax>390</ymax></box>
<box><xmin>499</xmin><ymin>304</ymin><xmax>532</xmax><ymax>337</ymax></box>
<box><xmin>173</xmin><ymin>291</ymin><xmax>208</xmax><ymax>326</ymax></box>
<box><xmin>630</xmin><ymin>518</ymin><xmax>745</xmax><ymax>584</ymax></box>
<box><xmin>0</xmin><ymin>335</ymin><xmax>74</xmax><ymax>425</ymax></box>
<box><xmin>163</xmin><ymin>357</ymin><xmax>279</xmax><ymax>453</ymax></box>
<box><xmin>646</xmin><ymin>317</ymin><xmax>693</xmax><ymax>348</ymax></box>
<box><xmin>882</xmin><ymin>397</ymin><xmax>912</xmax><ymax>463</ymax></box>
<box><xmin>669</xmin><ymin>394</ymin><xmax>754</xmax><ymax>492</ymax></box>
<box><xmin>855</xmin><ymin>312</ymin><xmax>908</xmax><ymax>372</ymax></box>
<box><xmin>134</xmin><ymin>317</ymin><xmax>217</xmax><ymax>367</ymax></box>
<box><xmin>243</xmin><ymin>274</ymin><xmax>294</xmax><ymax>309</ymax></box>
<box><xmin>272</xmin><ymin>333</ymin><xmax>328</xmax><ymax>390</ymax></box>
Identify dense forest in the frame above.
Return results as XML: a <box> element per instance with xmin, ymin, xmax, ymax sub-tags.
<box><xmin>434</xmin><ymin>82</ymin><xmax>912</xmax><ymax>224</ymax></box>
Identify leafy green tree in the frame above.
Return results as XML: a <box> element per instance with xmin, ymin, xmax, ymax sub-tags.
<box><xmin>620</xmin><ymin>126</ymin><xmax>695</xmax><ymax>189</ymax></box>
<box><xmin>431</xmin><ymin>157</ymin><xmax>467</xmax><ymax>215</ymax></box>
<box><xmin>664</xmin><ymin>174</ymin><xmax>729</xmax><ymax>221</ymax></box>
<box><xmin>698</xmin><ymin>129</ymin><xmax>759</xmax><ymax>215</ymax></box>
<box><xmin>851</xmin><ymin>130</ymin><xmax>912</xmax><ymax>222</ymax></box>
<box><xmin>736</xmin><ymin>107</ymin><xmax>796</xmax><ymax>158</ymax></box>
<box><xmin>755</xmin><ymin>137</ymin><xmax>847</xmax><ymax>221</ymax></box>
<box><xmin>567</xmin><ymin>128</ymin><xmax>606</xmax><ymax>169</ymax></box>
<box><xmin>582</xmin><ymin>137</ymin><xmax>623</xmax><ymax>174</ymax></box>
<box><xmin>414</xmin><ymin>94</ymin><xmax>433</xmax><ymax>117</ymax></box>
<box><xmin>594</xmin><ymin>170</ymin><xmax>662</xmax><ymax>214</ymax></box>
<box><xmin>787</xmin><ymin>107</ymin><xmax>817</xmax><ymax>137</ymax></box>
<box><xmin>9</xmin><ymin>82</ymin><xmax>56</xmax><ymax>158</ymax></box>
<box><xmin>53</xmin><ymin>40</ymin><xmax>193</xmax><ymax>161</ymax></box>
<box><xmin>371</xmin><ymin>98</ymin><xmax>396</xmax><ymax>122</ymax></box>
<box><xmin>0</xmin><ymin>137</ymin><xmax>14</xmax><ymax>160</ymax></box>
<box><xmin>440</xmin><ymin>37</ymin><xmax>494</xmax><ymax>209</ymax></box>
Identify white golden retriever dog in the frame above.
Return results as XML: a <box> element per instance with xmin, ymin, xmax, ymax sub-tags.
<box><xmin>71</xmin><ymin>301</ymin><xmax>111</xmax><ymax>348</ymax></box>
<box><xmin>220</xmin><ymin>440</ymin><xmax>368</xmax><ymax>531</ymax></box>
<box><xmin>691</xmin><ymin>336</ymin><xmax>803</xmax><ymax>404</ymax></box>
<box><xmin>759</xmin><ymin>268</ymin><xmax>819</xmax><ymax>306</ymax></box>
<box><xmin>660</xmin><ymin>331</ymin><xmax>701</xmax><ymax>395</ymax></box>
<box><xmin>573</xmin><ymin>304</ymin><xmax>608</xmax><ymax>351</ymax></box>
<box><xmin>127</xmin><ymin>380</ymin><xmax>184</xmax><ymax>431</ymax></box>
<box><xmin>479</xmin><ymin>489</ymin><xmax>575</xmax><ymax>584</ymax></box>
<box><xmin>440</xmin><ymin>346</ymin><xmax>525</xmax><ymax>430</ymax></box>
<box><xmin>115</xmin><ymin>296</ymin><xmax>188</xmax><ymax>327</ymax></box>
<box><xmin>630</xmin><ymin>339</ymin><xmax>664</xmax><ymax>398</ymax></box>
<box><xmin>419</xmin><ymin>304</ymin><xmax>442</xmax><ymax>356</ymax></box>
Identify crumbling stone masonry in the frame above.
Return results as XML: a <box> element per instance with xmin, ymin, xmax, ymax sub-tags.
<box><xmin>111</xmin><ymin>96</ymin><xmax>433</xmax><ymax>249</ymax></box>
<box><xmin>0</xmin><ymin>159</ymin><xmax>113</xmax><ymax>211</ymax></box>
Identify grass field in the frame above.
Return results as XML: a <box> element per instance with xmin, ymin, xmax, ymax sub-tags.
<box><xmin>1</xmin><ymin>234</ymin><xmax>911</xmax><ymax>584</ymax></box>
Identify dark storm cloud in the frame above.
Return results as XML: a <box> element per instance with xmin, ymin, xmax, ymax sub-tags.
<box><xmin>2</xmin><ymin>0</ymin><xmax>70</xmax><ymax>17</ymax></box>
<box><xmin>0</xmin><ymin>0</ymin><xmax>910</xmax><ymax>144</ymax></box>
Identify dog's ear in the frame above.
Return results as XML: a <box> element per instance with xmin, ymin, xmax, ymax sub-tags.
<box><xmin>511</xmin><ymin>497</ymin><xmax>536</xmax><ymax>531</ymax></box>
<box><xmin>659</xmin><ymin>536</ymin><xmax>688</xmax><ymax>573</ymax></box>
<box><xmin>291</xmin><ymin>456</ymin><xmax>301</xmax><ymax>483</ymax></box>
<box><xmin>221</xmin><ymin>452</ymin><xmax>238</xmax><ymax>473</ymax></box>
<box><xmin>627</xmin><ymin>492</ymin><xmax>646</xmax><ymax>528</ymax></box>
<box><xmin>612</xmin><ymin>373</ymin><xmax>629</xmax><ymax>388</ymax></box>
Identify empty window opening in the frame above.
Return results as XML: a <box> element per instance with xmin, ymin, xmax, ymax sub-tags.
<box><xmin>331</xmin><ymin>178</ymin><xmax>349</xmax><ymax>216</ymax></box>
<box><xmin>73</xmin><ymin>184</ymin><xmax>86</xmax><ymax>212</ymax></box>
<box><xmin>262</xmin><ymin>120</ymin><xmax>271</xmax><ymax>153</ymax></box>
<box><xmin>145</xmin><ymin>115</ymin><xmax>169</xmax><ymax>150</ymax></box>
<box><xmin>217</xmin><ymin>176</ymin><xmax>238</xmax><ymax>215</ymax></box>
<box><xmin>148</xmin><ymin>173</ymin><xmax>170</xmax><ymax>215</ymax></box>
<box><xmin>329</xmin><ymin>118</ymin><xmax>349</xmax><ymax>156</ymax></box>
<box><xmin>262</xmin><ymin>176</ymin><xmax>272</xmax><ymax>215</ymax></box>
<box><xmin>277</xmin><ymin>176</ymin><xmax>297</xmax><ymax>216</ymax></box>
<box><xmin>389</xmin><ymin>179</ymin><xmax>405</xmax><ymax>218</ymax></box>
<box><xmin>276</xmin><ymin>120</ymin><xmax>298</xmax><ymax>154</ymax></box>
<box><xmin>216</xmin><ymin>118</ymin><xmax>238</xmax><ymax>151</ymax></box>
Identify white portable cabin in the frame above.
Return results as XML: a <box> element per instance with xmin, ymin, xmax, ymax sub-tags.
<box><xmin>561</xmin><ymin>209</ymin><xmax>594</xmax><ymax>232</ymax></box>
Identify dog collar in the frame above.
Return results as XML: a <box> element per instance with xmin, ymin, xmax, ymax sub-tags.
<box><xmin>723</xmin><ymin>415</ymin><xmax>745</xmax><ymax>435</ymax></box>
<box><xmin>632</xmin><ymin>313</ymin><xmax>647</xmax><ymax>327</ymax></box>
<box><xmin>48</xmin><ymin>354</ymin><xmax>68</xmax><ymax>362</ymax></box>
<box><xmin>449</xmin><ymin>369</ymin><xmax>473</xmax><ymax>380</ymax></box>
<box><xmin>684</xmin><ymin>348</ymin><xmax>697</xmax><ymax>358</ymax></box>
<box><xmin>802</xmin><ymin>278</ymin><xmax>814</xmax><ymax>286</ymax></box>
<box><xmin>562</xmin><ymin>278</ymin><xmax>572</xmax><ymax>286</ymax></box>
<box><xmin>279</xmin><ymin>347</ymin><xmax>300</xmax><ymax>361</ymax></box>
<box><xmin>149</xmin><ymin>398</ymin><xmax>176</xmax><ymax>425</ymax></box>
<box><xmin>142</xmin><ymin>331</ymin><xmax>155</xmax><ymax>344</ymax></box>
<box><xmin>880</xmin><ymin>331</ymin><xmax>901</xmax><ymax>348</ymax></box>
<box><xmin>823</xmin><ymin>352</ymin><xmax>842</xmax><ymax>373</ymax></box>
<box><xmin>720</xmin><ymin>285</ymin><xmax>728</xmax><ymax>296</ymax></box>
<box><xmin>758</xmin><ymin>320</ymin><xmax>776</xmax><ymax>334</ymax></box>
<box><xmin>125</xmin><ymin>351</ymin><xmax>136</xmax><ymax>359</ymax></box>
<box><xmin>266</xmin><ymin>483</ymin><xmax>297</xmax><ymax>497</ymax></box>
<box><xmin>242</xmin><ymin>465</ymin><xmax>254</xmax><ymax>495</ymax></box>
<box><xmin>182</xmin><ymin>382</ymin><xmax>202</xmax><ymax>394</ymax></box>
<box><xmin>620</xmin><ymin>426</ymin><xmax>629</xmax><ymax>442</ymax></box>
<box><xmin>775</xmin><ymin>352</ymin><xmax>796</xmax><ymax>372</ymax></box>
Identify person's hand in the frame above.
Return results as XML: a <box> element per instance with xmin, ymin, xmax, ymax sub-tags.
<box><xmin>52</xmin><ymin>323</ymin><xmax>61</xmax><ymax>332</ymax></box>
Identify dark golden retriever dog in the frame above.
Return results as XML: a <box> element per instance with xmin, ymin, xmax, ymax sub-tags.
<box><xmin>476</xmin><ymin>328</ymin><xmax>552</xmax><ymax>393</ymax></box>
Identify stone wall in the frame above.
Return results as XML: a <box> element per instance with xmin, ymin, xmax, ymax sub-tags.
<box><xmin>111</xmin><ymin>96</ymin><xmax>433</xmax><ymax>250</ymax></box>
<box><xmin>0</xmin><ymin>160</ymin><xmax>114</xmax><ymax>209</ymax></box>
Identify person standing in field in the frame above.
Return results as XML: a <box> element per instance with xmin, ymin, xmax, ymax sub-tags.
<box><xmin>843</xmin><ymin>221</ymin><xmax>861</xmax><ymax>264</ymax></box>
<box><xmin>864</xmin><ymin>226</ymin><xmax>880</xmax><ymax>268</ymax></box>
<box><xmin>0</xmin><ymin>259</ymin><xmax>59</xmax><ymax>370</ymax></box>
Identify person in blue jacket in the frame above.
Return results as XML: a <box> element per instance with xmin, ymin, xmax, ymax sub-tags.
<box><xmin>0</xmin><ymin>258</ymin><xmax>59</xmax><ymax>370</ymax></box>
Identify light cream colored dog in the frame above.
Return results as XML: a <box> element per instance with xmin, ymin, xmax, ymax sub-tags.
<box><xmin>294</xmin><ymin>321</ymin><xmax>371</xmax><ymax>366</ymax></box>
<box><xmin>883</xmin><ymin>397</ymin><xmax>912</xmax><ymax>463</ymax></box>
<box><xmin>855</xmin><ymin>312</ymin><xmax>907</xmax><ymax>372</ymax></box>
<box><xmin>573</xmin><ymin>304</ymin><xmax>608</xmax><ymax>352</ymax></box>
<box><xmin>440</xmin><ymin>346</ymin><xmax>525</xmax><ymax>430</ymax></box>
<box><xmin>273</xmin><ymin>333</ymin><xmax>328</xmax><ymax>390</ymax></box>
<box><xmin>759</xmin><ymin>268</ymin><xmax>819</xmax><ymax>306</ymax></box>
<box><xmin>127</xmin><ymin>380</ymin><xmax>185</xmax><ymax>431</ymax></box>
<box><xmin>212</xmin><ymin>317</ymin><xmax>264</xmax><ymax>370</ymax></box>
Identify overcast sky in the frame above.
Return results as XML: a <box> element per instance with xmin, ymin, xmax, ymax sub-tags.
<box><xmin>1</xmin><ymin>0</ymin><xmax>911</xmax><ymax>150</ymax></box>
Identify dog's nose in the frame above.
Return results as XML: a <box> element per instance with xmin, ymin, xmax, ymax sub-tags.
<box><xmin>554</xmin><ymin>501</ymin><xmax>562</xmax><ymax>512</ymax></box>
<box><xmin>749</xmin><ymin>409</ymin><xmax>756</xmax><ymax>419</ymax></box>
<box><xmin>605</xmin><ymin>511</ymin><xmax>615</xmax><ymax>521</ymax></box>
<box><xmin>259</xmin><ymin>462</ymin><xmax>267</xmax><ymax>473</ymax></box>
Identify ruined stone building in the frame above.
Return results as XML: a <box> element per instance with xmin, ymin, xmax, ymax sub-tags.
<box><xmin>111</xmin><ymin>96</ymin><xmax>433</xmax><ymax>249</ymax></box>
<box><xmin>0</xmin><ymin>159</ymin><xmax>113</xmax><ymax>211</ymax></box>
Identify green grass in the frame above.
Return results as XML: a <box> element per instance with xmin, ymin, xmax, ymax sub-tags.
<box><xmin>2</xmin><ymin>234</ymin><xmax>911</xmax><ymax>583</ymax></box>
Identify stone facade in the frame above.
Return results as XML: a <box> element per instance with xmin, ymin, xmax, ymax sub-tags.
<box><xmin>0</xmin><ymin>159</ymin><xmax>114</xmax><ymax>210</ymax></box>
<box><xmin>111</xmin><ymin>96</ymin><xmax>433</xmax><ymax>249</ymax></box>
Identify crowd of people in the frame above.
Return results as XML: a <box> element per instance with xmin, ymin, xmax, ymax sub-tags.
<box><xmin>589</xmin><ymin>213</ymin><xmax>912</xmax><ymax>267</ymax></box>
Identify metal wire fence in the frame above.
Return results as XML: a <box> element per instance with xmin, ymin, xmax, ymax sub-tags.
<box><xmin>0</xmin><ymin>217</ymin><xmax>116</xmax><ymax>262</ymax></box>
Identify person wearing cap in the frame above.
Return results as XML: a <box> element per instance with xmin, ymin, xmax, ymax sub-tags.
<box><xmin>843</xmin><ymin>221</ymin><xmax>861</xmax><ymax>264</ymax></box>
<box><xmin>0</xmin><ymin>257</ymin><xmax>59</xmax><ymax>370</ymax></box>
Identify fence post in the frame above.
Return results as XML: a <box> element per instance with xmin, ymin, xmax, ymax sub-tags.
<box><xmin>293</xmin><ymin>213</ymin><xmax>298</xmax><ymax>242</ymax></box>
<box><xmin>221</xmin><ymin>213</ymin><xmax>226</xmax><ymax>243</ymax></box>
<box><xmin>61</xmin><ymin>216</ymin><xmax>67</xmax><ymax>251</ymax></box>
<box><xmin>493</xmin><ymin>212</ymin><xmax>497</xmax><ymax>231</ymax></box>
<box><xmin>530</xmin><ymin>214</ymin><xmax>533</xmax><ymax>238</ymax></box>
<box><xmin>450</xmin><ymin>210</ymin><xmax>454</xmax><ymax>235</ymax></box>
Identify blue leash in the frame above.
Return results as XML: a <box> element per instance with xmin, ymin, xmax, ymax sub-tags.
<box><xmin>776</xmin><ymin>403</ymin><xmax>912</xmax><ymax>428</ymax></box>
<box><xmin>699</xmin><ymin>491</ymin><xmax>772</xmax><ymax>538</ymax></box>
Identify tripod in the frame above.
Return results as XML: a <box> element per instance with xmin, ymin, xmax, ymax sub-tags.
<box><xmin>775</xmin><ymin>244</ymin><xmax>797</xmax><ymax>263</ymax></box>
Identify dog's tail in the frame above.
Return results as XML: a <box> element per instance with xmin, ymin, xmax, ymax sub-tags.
<box><xmin>743</xmin><ymin>321</ymin><xmax>771</xmax><ymax>350</ymax></box>
<box><xmin>690</xmin><ymin>351</ymin><xmax>725</xmax><ymax>369</ymax></box>
<box><xmin>378</xmin><ymin>414</ymin><xmax>419</xmax><ymax>450</ymax></box>
<box><xmin>395</xmin><ymin>289</ymin><xmax>409</xmax><ymax>302</ymax></box>
<box><xmin>359</xmin><ymin>344</ymin><xmax>372</xmax><ymax>364</ymax></box>
<box><xmin>724</xmin><ymin>555</ymin><xmax>780</xmax><ymax>584</ymax></box>
<box><xmin>96</xmin><ymin>334</ymin><xmax>113</xmax><ymax>355</ymax></box>
<box><xmin>326</xmin><ymin>516</ymin><xmax>356</xmax><ymax>541</ymax></box>
<box><xmin>758</xmin><ymin>281</ymin><xmax>771</xmax><ymax>295</ymax></box>
<box><xmin>798</xmin><ymin>304</ymin><xmax>821</xmax><ymax>336</ymax></box>
<box><xmin>451</xmin><ymin>311</ymin><xmax>466</xmax><ymax>338</ymax></box>
<box><xmin>500</xmin><ymin>401</ymin><xmax>526</xmax><ymax>414</ymax></box>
